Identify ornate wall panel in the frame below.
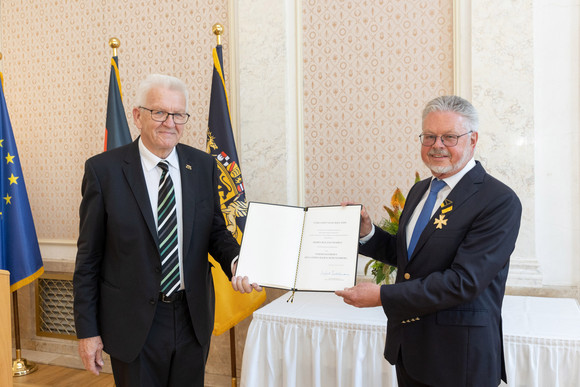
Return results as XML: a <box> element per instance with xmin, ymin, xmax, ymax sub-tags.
<box><xmin>302</xmin><ymin>0</ymin><xmax>453</xmax><ymax>221</ymax></box>
<box><xmin>1</xmin><ymin>0</ymin><xmax>230</xmax><ymax>240</ymax></box>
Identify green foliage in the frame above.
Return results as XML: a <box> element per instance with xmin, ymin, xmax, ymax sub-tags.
<box><xmin>364</xmin><ymin>257</ymin><xmax>396</xmax><ymax>285</ymax></box>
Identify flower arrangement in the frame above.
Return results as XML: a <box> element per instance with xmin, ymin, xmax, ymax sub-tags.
<box><xmin>364</xmin><ymin>172</ymin><xmax>421</xmax><ymax>284</ymax></box>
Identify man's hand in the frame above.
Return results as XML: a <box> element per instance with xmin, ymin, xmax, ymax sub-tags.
<box><xmin>341</xmin><ymin>201</ymin><xmax>373</xmax><ymax>237</ymax></box>
<box><xmin>231</xmin><ymin>261</ymin><xmax>263</xmax><ymax>293</ymax></box>
<box><xmin>78</xmin><ymin>336</ymin><xmax>105</xmax><ymax>376</ymax></box>
<box><xmin>335</xmin><ymin>282</ymin><xmax>382</xmax><ymax>308</ymax></box>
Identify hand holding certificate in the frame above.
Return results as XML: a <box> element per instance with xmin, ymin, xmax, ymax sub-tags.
<box><xmin>235</xmin><ymin>202</ymin><xmax>362</xmax><ymax>292</ymax></box>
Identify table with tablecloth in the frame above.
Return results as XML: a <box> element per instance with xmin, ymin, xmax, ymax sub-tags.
<box><xmin>240</xmin><ymin>292</ymin><xmax>580</xmax><ymax>387</ymax></box>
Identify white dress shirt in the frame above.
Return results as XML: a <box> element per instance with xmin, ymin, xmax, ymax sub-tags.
<box><xmin>361</xmin><ymin>158</ymin><xmax>477</xmax><ymax>249</ymax></box>
<box><xmin>138</xmin><ymin>138</ymin><xmax>185</xmax><ymax>290</ymax></box>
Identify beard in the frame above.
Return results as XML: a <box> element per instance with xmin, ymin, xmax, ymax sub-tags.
<box><xmin>426</xmin><ymin>147</ymin><xmax>473</xmax><ymax>175</ymax></box>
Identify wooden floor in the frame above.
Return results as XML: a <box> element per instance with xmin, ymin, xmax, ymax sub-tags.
<box><xmin>11</xmin><ymin>364</ymin><xmax>234</xmax><ymax>386</ymax></box>
<box><xmin>12</xmin><ymin>364</ymin><xmax>115</xmax><ymax>387</ymax></box>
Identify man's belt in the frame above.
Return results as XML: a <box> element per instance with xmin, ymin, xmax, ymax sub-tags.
<box><xmin>159</xmin><ymin>290</ymin><xmax>185</xmax><ymax>303</ymax></box>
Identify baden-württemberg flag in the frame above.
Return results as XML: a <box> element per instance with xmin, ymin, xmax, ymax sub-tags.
<box><xmin>104</xmin><ymin>56</ymin><xmax>131</xmax><ymax>151</ymax></box>
<box><xmin>207</xmin><ymin>44</ymin><xmax>266</xmax><ymax>335</ymax></box>
<box><xmin>0</xmin><ymin>73</ymin><xmax>44</xmax><ymax>292</ymax></box>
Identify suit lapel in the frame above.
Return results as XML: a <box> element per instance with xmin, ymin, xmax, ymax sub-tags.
<box><xmin>400</xmin><ymin>179</ymin><xmax>430</xmax><ymax>229</ymax></box>
<box><xmin>442</xmin><ymin>165</ymin><xmax>484</xmax><ymax>211</ymax></box>
<box><xmin>176</xmin><ymin>145</ymin><xmax>197</xmax><ymax>261</ymax></box>
<box><xmin>409</xmin><ymin>163</ymin><xmax>486</xmax><ymax>261</ymax></box>
<box><xmin>122</xmin><ymin>140</ymin><xmax>159</xmax><ymax>248</ymax></box>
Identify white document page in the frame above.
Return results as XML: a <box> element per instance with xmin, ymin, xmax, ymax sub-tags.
<box><xmin>236</xmin><ymin>202</ymin><xmax>306</xmax><ymax>289</ymax></box>
<box><xmin>295</xmin><ymin>205</ymin><xmax>361</xmax><ymax>291</ymax></box>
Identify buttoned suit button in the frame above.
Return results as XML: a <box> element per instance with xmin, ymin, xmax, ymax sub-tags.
<box><xmin>149</xmin><ymin>298</ymin><xmax>156</xmax><ymax>305</ymax></box>
<box><xmin>404</xmin><ymin>273</ymin><xmax>411</xmax><ymax>280</ymax></box>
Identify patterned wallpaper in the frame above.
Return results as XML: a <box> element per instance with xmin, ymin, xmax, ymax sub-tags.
<box><xmin>302</xmin><ymin>0</ymin><xmax>453</xmax><ymax>221</ymax></box>
<box><xmin>1</xmin><ymin>0</ymin><xmax>230</xmax><ymax>239</ymax></box>
<box><xmin>1</xmin><ymin>0</ymin><xmax>453</xmax><ymax>240</ymax></box>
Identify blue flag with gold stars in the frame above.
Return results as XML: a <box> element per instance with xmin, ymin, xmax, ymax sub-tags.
<box><xmin>0</xmin><ymin>73</ymin><xmax>44</xmax><ymax>292</ymax></box>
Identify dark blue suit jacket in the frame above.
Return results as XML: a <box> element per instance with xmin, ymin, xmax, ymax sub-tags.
<box><xmin>359</xmin><ymin>162</ymin><xmax>521</xmax><ymax>386</ymax></box>
<box><xmin>73</xmin><ymin>139</ymin><xmax>240</xmax><ymax>362</ymax></box>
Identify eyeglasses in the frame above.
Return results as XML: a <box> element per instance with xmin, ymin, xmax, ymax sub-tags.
<box><xmin>139</xmin><ymin>106</ymin><xmax>190</xmax><ymax>125</ymax></box>
<box><xmin>418</xmin><ymin>131</ymin><xmax>473</xmax><ymax>147</ymax></box>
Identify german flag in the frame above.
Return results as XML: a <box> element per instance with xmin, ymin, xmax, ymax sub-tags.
<box><xmin>104</xmin><ymin>56</ymin><xmax>131</xmax><ymax>151</ymax></box>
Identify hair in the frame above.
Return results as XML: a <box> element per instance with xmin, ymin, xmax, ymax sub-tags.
<box><xmin>135</xmin><ymin>74</ymin><xmax>189</xmax><ymax>109</ymax></box>
<box><xmin>421</xmin><ymin>95</ymin><xmax>479</xmax><ymax>133</ymax></box>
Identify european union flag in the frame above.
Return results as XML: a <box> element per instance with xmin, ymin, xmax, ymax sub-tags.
<box><xmin>0</xmin><ymin>73</ymin><xmax>44</xmax><ymax>292</ymax></box>
<box><xmin>104</xmin><ymin>56</ymin><xmax>131</xmax><ymax>151</ymax></box>
<box><xmin>206</xmin><ymin>44</ymin><xmax>266</xmax><ymax>335</ymax></box>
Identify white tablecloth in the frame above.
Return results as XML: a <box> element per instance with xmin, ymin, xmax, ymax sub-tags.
<box><xmin>501</xmin><ymin>296</ymin><xmax>580</xmax><ymax>387</ymax></box>
<box><xmin>241</xmin><ymin>292</ymin><xmax>580</xmax><ymax>387</ymax></box>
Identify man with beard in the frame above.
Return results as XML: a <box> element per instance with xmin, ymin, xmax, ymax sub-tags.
<box><xmin>336</xmin><ymin>95</ymin><xmax>521</xmax><ymax>387</ymax></box>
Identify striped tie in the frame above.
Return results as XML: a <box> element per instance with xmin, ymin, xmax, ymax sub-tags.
<box><xmin>157</xmin><ymin>161</ymin><xmax>180</xmax><ymax>296</ymax></box>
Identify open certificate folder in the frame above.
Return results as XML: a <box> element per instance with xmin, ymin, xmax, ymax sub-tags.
<box><xmin>235</xmin><ymin>202</ymin><xmax>362</xmax><ymax>292</ymax></box>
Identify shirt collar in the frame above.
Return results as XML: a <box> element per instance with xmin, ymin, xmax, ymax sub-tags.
<box><xmin>138</xmin><ymin>137</ymin><xmax>179</xmax><ymax>171</ymax></box>
<box><xmin>436</xmin><ymin>158</ymin><xmax>476</xmax><ymax>190</ymax></box>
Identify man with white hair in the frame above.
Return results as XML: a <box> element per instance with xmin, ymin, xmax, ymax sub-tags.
<box><xmin>338</xmin><ymin>96</ymin><xmax>521</xmax><ymax>386</ymax></box>
<box><xmin>74</xmin><ymin>74</ymin><xmax>260</xmax><ymax>386</ymax></box>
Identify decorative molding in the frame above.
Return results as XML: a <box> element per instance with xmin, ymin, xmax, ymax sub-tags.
<box><xmin>38</xmin><ymin>239</ymin><xmax>76</xmax><ymax>246</ymax></box>
<box><xmin>506</xmin><ymin>284</ymin><xmax>580</xmax><ymax>301</ymax></box>
<box><xmin>293</xmin><ymin>0</ymin><xmax>305</xmax><ymax>207</ymax></box>
<box><xmin>453</xmin><ymin>0</ymin><xmax>472</xmax><ymax>100</ymax></box>
<box><xmin>38</xmin><ymin>239</ymin><xmax>76</xmax><ymax>275</ymax></box>
<box><xmin>38</xmin><ymin>239</ymin><xmax>76</xmax><ymax>262</ymax></box>
<box><xmin>460</xmin><ymin>0</ymin><xmax>543</xmax><ymax>288</ymax></box>
<box><xmin>506</xmin><ymin>257</ymin><xmax>543</xmax><ymax>288</ymax></box>
<box><xmin>228</xmin><ymin>0</ymin><xmax>241</xmax><ymax>149</ymax></box>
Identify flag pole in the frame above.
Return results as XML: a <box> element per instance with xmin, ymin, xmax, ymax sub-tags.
<box><xmin>212</xmin><ymin>23</ymin><xmax>237</xmax><ymax>387</ymax></box>
<box><xmin>229</xmin><ymin>325</ymin><xmax>237</xmax><ymax>387</ymax></box>
<box><xmin>109</xmin><ymin>37</ymin><xmax>120</xmax><ymax>57</ymax></box>
<box><xmin>12</xmin><ymin>291</ymin><xmax>37</xmax><ymax>376</ymax></box>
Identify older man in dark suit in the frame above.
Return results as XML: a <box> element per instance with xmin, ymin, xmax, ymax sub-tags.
<box><xmin>337</xmin><ymin>95</ymin><xmax>521</xmax><ymax>387</ymax></box>
<box><xmin>73</xmin><ymin>74</ymin><xmax>260</xmax><ymax>387</ymax></box>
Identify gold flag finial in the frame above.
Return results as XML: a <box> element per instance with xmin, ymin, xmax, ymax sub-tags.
<box><xmin>212</xmin><ymin>23</ymin><xmax>223</xmax><ymax>46</ymax></box>
<box><xmin>109</xmin><ymin>37</ymin><xmax>121</xmax><ymax>57</ymax></box>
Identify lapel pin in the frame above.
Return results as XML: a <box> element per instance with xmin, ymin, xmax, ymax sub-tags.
<box><xmin>186</xmin><ymin>164</ymin><xmax>192</xmax><ymax>170</ymax></box>
<box><xmin>441</xmin><ymin>199</ymin><xmax>453</xmax><ymax>214</ymax></box>
<box><xmin>434</xmin><ymin>214</ymin><xmax>448</xmax><ymax>229</ymax></box>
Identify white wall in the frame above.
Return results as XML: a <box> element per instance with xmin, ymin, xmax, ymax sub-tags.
<box><xmin>534</xmin><ymin>0</ymin><xmax>580</xmax><ymax>286</ymax></box>
<box><xmin>235</xmin><ymin>0</ymin><xmax>302</xmax><ymax>206</ymax></box>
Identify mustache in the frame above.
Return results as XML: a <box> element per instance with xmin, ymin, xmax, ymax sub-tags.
<box><xmin>428</xmin><ymin>149</ymin><xmax>450</xmax><ymax>157</ymax></box>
